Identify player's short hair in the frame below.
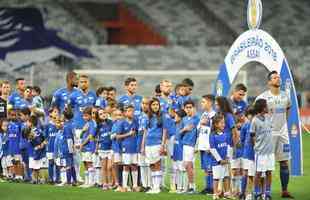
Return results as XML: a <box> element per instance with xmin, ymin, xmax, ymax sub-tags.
<box><xmin>63</xmin><ymin>106</ymin><xmax>73</xmax><ymax>120</ymax></box>
<box><xmin>254</xmin><ymin>99</ymin><xmax>267</xmax><ymax>114</ymax></box>
<box><xmin>79</xmin><ymin>74</ymin><xmax>89</xmax><ymax>79</ymax></box>
<box><xmin>267</xmin><ymin>70</ymin><xmax>278</xmax><ymax>81</ymax></box>
<box><xmin>1</xmin><ymin>80</ymin><xmax>10</xmax><ymax>86</ymax></box>
<box><xmin>83</xmin><ymin>107</ymin><xmax>92</xmax><ymax>115</ymax></box>
<box><xmin>155</xmin><ymin>84</ymin><xmax>161</xmax><ymax>93</ymax></box>
<box><xmin>182</xmin><ymin>78</ymin><xmax>194</xmax><ymax>87</ymax></box>
<box><xmin>32</xmin><ymin>86</ymin><xmax>41</xmax><ymax>95</ymax></box>
<box><xmin>175</xmin><ymin>109</ymin><xmax>186</xmax><ymax>118</ymax></box>
<box><xmin>96</xmin><ymin>86</ymin><xmax>108</xmax><ymax>96</ymax></box>
<box><xmin>202</xmin><ymin>94</ymin><xmax>215</xmax><ymax>103</ymax></box>
<box><xmin>15</xmin><ymin>77</ymin><xmax>25</xmax><ymax>83</ymax></box>
<box><xmin>48</xmin><ymin>106</ymin><xmax>59</xmax><ymax>114</ymax></box>
<box><xmin>234</xmin><ymin>83</ymin><xmax>247</xmax><ymax>92</ymax></box>
<box><xmin>184</xmin><ymin>100</ymin><xmax>195</xmax><ymax>107</ymax></box>
<box><xmin>66</xmin><ymin>71</ymin><xmax>76</xmax><ymax>82</ymax></box>
<box><xmin>20</xmin><ymin>107</ymin><xmax>31</xmax><ymax>116</ymax></box>
<box><xmin>107</xmin><ymin>86</ymin><xmax>116</xmax><ymax>92</ymax></box>
<box><xmin>124</xmin><ymin>77</ymin><xmax>137</xmax><ymax>86</ymax></box>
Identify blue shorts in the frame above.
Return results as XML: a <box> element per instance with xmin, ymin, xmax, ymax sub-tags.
<box><xmin>200</xmin><ymin>151</ymin><xmax>212</xmax><ymax>171</ymax></box>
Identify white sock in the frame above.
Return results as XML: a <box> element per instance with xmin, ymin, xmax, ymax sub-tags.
<box><xmin>2</xmin><ymin>167</ymin><xmax>7</xmax><ymax>177</ymax></box>
<box><xmin>140</xmin><ymin>166</ymin><xmax>147</xmax><ymax>188</ymax></box>
<box><xmin>132</xmin><ymin>170</ymin><xmax>138</xmax><ymax>188</ymax></box>
<box><xmin>95</xmin><ymin>168</ymin><xmax>101</xmax><ymax>184</ymax></box>
<box><xmin>170</xmin><ymin>162</ymin><xmax>176</xmax><ymax>187</ymax></box>
<box><xmin>122</xmin><ymin>171</ymin><xmax>129</xmax><ymax>188</ymax></box>
<box><xmin>161</xmin><ymin>157</ymin><xmax>166</xmax><ymax>187</ymax></box>
<box><xmin>151</xmin><ymin>171</ymin><xmax>156</xmax><ymax>190</ymax></box>
<box><xmin>146</xmin><ymin>166</ymin><xmax>152</xmax><ymax>188</ymax></box>
<box><xmin>155</xmin><ymin>171</ymin><xmax>162</xmax><ymax>190</ymax></box>
<box><xmin>176</xmin><ymin>170</ymin><xmax>181</xmax><ymax>190</ymax></box>
<box><xmin>61</xmin><ymin>168</ymin><xmax>67</xmax><ymax>184</ymax></box>
<box><xmin>84</xmin><ymin>171</ymin><xmax>89</xmax><ymax>185</ymax></box>
<box><xmin>236</xmin><ymin>176</ymin><xmax>241</xmax><ymax>193</ymax></box>
<box><xmin>181</xmin><ymin>171</ymin><xmax>188</xmax><ymax>191</ymax></box>
<box><xmin>88</xmin><ymin>168</ymin><xmax>94</xmax><ymax>185</ymax></box>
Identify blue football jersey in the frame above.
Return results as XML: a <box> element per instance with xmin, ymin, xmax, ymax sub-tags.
<box><xmin>69</xmin><ymin>89</ymin><xmax>97</xmax><ymax>129</ymax></box>
<box><xmin>118</xmin><ymin>94</ymin><xmax>143</xmax><ymax>115</ymax></box>
<box><xmin>164</xmin><ymin>113</ymin><xmax>176</xmax><ymax>139</ymax></box>
<box><xmin>29</xmin><ymin>128</ymin><xmax>45</xmax><ymax>160</ymax></box>
<box><xmin>172</xmin><ymin>123</ymin><xmax>183</xmax><ymax>161</ymax></box>
<box><xmin>81</xmin><ymin>120</ymin><xmax>97</xmax><ymax>153</ymax></box>
<box><xmin>7</xmin><ymin>121</ymin><xmax>21</xmax><ymax>155</ymax></box>
<box><xmin>242</xmin><ymin>122</ymin><xmax>255</xmax><ymax>161</ymax></box>
<box><xmin>146</xmin><ymin>115</ymin><xmax>167</xmax><ymax>146</ymax></box>
<box><xmin>137</xmin><ymin>112</ymin><xmax>148</xmax><ymax>152</ymax></box>
<box><xmin>119</xmin><ymin>119</ymin><xmax>138</xmax><ymax>154</ymax></box>
<box><xmin>44</xmin><ymin>122</ymin><xmax>58</xmax><ymax>153</ymax></box>
<box><xmin>209</xmin><ymin>131</ymin><xmax>231</xmax><ymax>166</ymax></box>
<box><xmin>8</xmin><ymin>91</ymin><xmax>23</xmax><ymax>109</ymax></box>
<box><xmin>97</xmin><ymin>119</ymin><xmax>113</xmax><ymax>151</ymax></box>
<box><xmin>231</xmin><ymin>99</ymin><xmax>248</xmax><ymax>115</ymax></box>
<box><xmin>51</xmin><ymin>87</ymin><xmax>79</xmax><ymax>113</ymax></box>
<box><xmin>95</xmin><ymin>96</ymin><xmax>107</xmax><ymax>108</ymax></box>
<box><xmin>111</xmin><ymin>119</ymin><xmax>123</xmax><ymax>153</ymax></box>
<box><xmin>181</xmin><ymin>115</ymin><xmax>199</xmax><ymax>147</ymax></box>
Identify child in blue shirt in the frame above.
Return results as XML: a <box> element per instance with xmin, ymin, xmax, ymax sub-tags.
<box><xmin>241</xmin><ymin>106</ymin><xmax>256</xmax><ymax>200</ymax></box>
<box><xmin>209</xmin><ymin>113</ymin><xmax>233</xmax><ymax>200</ymax></box>
<box><xmin>180</xmin><ymin>100</ymin><xmax>199</xmax><ymax>193</ymax></box>
<box><xmin>143</xmin><ymin>98</ymin><xmax>167</xmax><ymax>194</ymax></box>
<box><xmin>7</xmin><ymin>109</ymin><xmax>23</xmax><ymax>180</ymax></box>
<box><xmin>25</xmin><ymin>115</ymin><xmax>46</xmax><ymax>184</ymax></box>
<box><xmin>96</xmin><ymin>108</ymin><xmax>113</xmax><ymax>190</ymax></box>
<box><xmin>116</xmin><ymin>105</ymin><xmax>139</xmax><ymax>192</ymax></box>
<box><xmin>79</xmin><ymin>107</ymin><xmax>97</xmax><ymax>187</ymax></box>
<box><xmin>45</xmin><ymin>107</ymin><xmax>59</xmax><ymax>183</ymax></box>
<box><xmin>172</xmin><ymin>109</ymin><xmax>186</xmax><ymax>194</ymax></box>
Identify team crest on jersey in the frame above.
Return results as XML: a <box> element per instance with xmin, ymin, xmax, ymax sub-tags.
<box><xmin>291</xmin><ymin>124</ymin><xmax>298</xmax><ymax>137</ymax></box>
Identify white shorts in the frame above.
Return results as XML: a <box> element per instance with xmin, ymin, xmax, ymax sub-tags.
<box><xmin>137</xmin><ymin>153</ymin><xmax>148</xmax><ymax>166</ymax></box>
<box><xmin>212</xmin><ymin>164</ymin><xmax>230</xmax><ymax>179</ymax></box>
<box><xmin>1</xmin><ymin>156</ymin><xmax>12</xmax><ymax>168</ymax></box>
<box><xmin>93</xmin><ymin>154</ymin><xmax>101</xmax><ymax>168</ymax></box>
<box><xmin>98</xmin><ymin>150</ymin><xmax>112</xmax><ymax>160</ymax></box>
<box><xmin>145</xmin><ymin>145</ymin><xmax>161</xmax><ymax>165</ymax></box>
<box><xmin>122</xmin><ymin>153</ymin><xmax>138</xmax><ymax>165</ymax></box>
<box><xmin>29</xmin><ymin>157</ymin><xmax>43</xmax><ymax>170</ymax></box>
<box><xmin>46</xmin><ymin>152</ymin><xmax>54</xmax><ymax>160</ymax></box>
<box><xmin>112</xmin><ymin>152</ymin><xmax>121</xmax><ymax>163</ymax></box>
<box><xmin>255</xmin><ymin>153</ymin><xmax>275</xmax><ymax>172</ymax></box>
<box><xmin>177</xmin><ymin>160</ymin><xmax>185</xmax><ymax>171</ymax></box>
<box><xmin>242</xmin><ymin>158</ymin><xmax>255</xmax><ymax>177</ymax></box>
<box><xmin>183</xmin><ymin>145</ymin><xmax>195</xmax><ymax>163</ymax></box>
<box><xmin>167</xmin><ymin>136</ymin><xmax>175</xmax><ymax>158</ymax></box>
<box><xmin>81</xmin><ymin>152</ymin><xmax>94</xmax><ymax>162</ymax></box>
<box><xmin>272</xmin><ymin>134</ymin><xmax>291</xmax><ymax>161</ymax></box>
<box><xmin>231</xmin><ymin>157</ymin><xmax>243</xmax><ymax>169</ymax></box>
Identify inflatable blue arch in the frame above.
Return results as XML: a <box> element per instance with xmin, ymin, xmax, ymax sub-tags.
<box><xmin>213</xmin><ymin>29</ymin><xmax>303</xmax><ymax>176</ymax></box>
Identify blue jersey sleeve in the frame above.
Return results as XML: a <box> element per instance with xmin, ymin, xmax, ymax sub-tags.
<box><xmin>226</xmin><ymin>113</ymin><xmax>236</xmax><ymax>130</ymax></box>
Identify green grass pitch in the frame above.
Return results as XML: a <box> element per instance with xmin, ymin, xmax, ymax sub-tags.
<box><xmin>1</xmin><ymin>133</ymin><xmax>310</xmax><ymax>200</ymax></box>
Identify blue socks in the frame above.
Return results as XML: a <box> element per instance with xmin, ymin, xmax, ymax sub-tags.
<box><xmin>265</xmin><ymin>184</ymin><xmax>271</xmax><ymax>197</ymax></box>
<box><xmin>48</xmin><ymin>160</ymin><xmax>54</xmax><ymax>182</ymax></box>
<box><xmin>241</xmin><ymin>176</ymin><xmax>247</xmax><ymax>195</ymax></box>
<box><xmin>280</xmin><ymin>165</ymin><xmax>289</xmax><ymax>191</ymax></box>
<box><xmin>55</xmin><ymin>166</ymin><xmax>61</xmax><ymax>183</ymax></box>
<box><xmin>207</xmin><ymin>172</ymin><xmax>213</xmax><ymax>191</ymax></box>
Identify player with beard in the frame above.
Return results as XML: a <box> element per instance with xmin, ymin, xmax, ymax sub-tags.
<box><xmin>256</xmin><ymin>71</ymin><xmax>293</xmax><ymax>199</ymax></box>
<box><xmin>158</xmin><ymin>80</ymin><xmax>173</xmax><ymax>113</ymax></box>
<box><xmin>0</xmin><ymin>81</ymin><xmax>11</xmax><ymax>119</ymax></box>
<box><xmin>8</xmin><ymin>78</ymin><xmax>26</xmax><ymax>109</ymax></box>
